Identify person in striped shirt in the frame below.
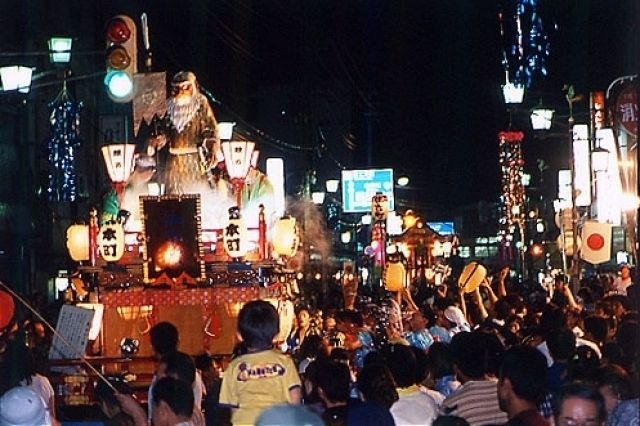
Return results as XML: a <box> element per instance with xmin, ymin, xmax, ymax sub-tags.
<box><xmin>441</xmin><ymin>331</ymin><xmax>509</xmax><ymax>426</ymax></box>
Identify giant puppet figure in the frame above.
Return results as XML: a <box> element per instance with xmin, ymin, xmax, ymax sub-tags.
<box><xmin>147</xmin><ymin>71</ymin><xmax>221</xmax><ymax>195</ymax></box>
<box><xmin>103</xmin><ymin>71</ymin><xmax>277</xmax><ymax>231</ymax></box>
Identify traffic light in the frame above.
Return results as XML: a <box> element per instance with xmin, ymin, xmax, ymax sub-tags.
<box><xmin>104</xmin><ymin>15</ymin><xmax>137</xmax><ymax>102</ymax></box>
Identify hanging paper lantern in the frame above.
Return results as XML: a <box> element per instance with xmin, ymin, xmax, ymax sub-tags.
<box><xmin>0</xmin><ymin>290</ymin><xmax>15</xmax><ymax>330</ymax></box>
<box><xmin>66</xmin><ymin>224</ymin><xmax>90</xmax><ymax>261</ymax></box>
<box><xmin>384</xmin><ymin>260</ymin><xmax>405</xmax><ymax>292</ymax></box>
<box><xmin>98</xmin><ymin>221</ymin><xmax>125</xmax><ymax>262</ymax></box>
<box><xmin>101</xmin><ymin>144</ymin><xmax>136</xmax><ymax>183</ymax></box>
<box><xmin>223</xmin><ymin>207</ymin><xmax>248</xmax><ymax>258</ymax></box>
<box><xmin>458</xmin><ymin>262</ymin><xmax>487</xmax><ymax>294</ymax></box>
<box><xmin>272</xmin><ymin>216</ymin><xmax>299</xmax><ymax>258</ymax></box>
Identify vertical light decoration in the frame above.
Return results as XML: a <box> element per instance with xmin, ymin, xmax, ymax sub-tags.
<box><xmin>371</xmin><ymin>192</ymin><xmax>389</xmax><ymax>269</ymax></box>
<box><xmin>497</xmin><ymin>130</ymin><xmax>525</xmax><ymax>263</ymax></box>
<box><xmin>47</xmin><ymin>83</ymin><xmax>83</xmax><ymax>201</ymax></box>
<box><xmin>498</xmin><ymin>0</ymin><xmax>551</xmax><ymax>90</ymax></box>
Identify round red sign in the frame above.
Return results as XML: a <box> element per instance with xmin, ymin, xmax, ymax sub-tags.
<box><xmin>586</xmin><ymin>233</ymin><xmax>605</xmax><ymax>251</ymax></box>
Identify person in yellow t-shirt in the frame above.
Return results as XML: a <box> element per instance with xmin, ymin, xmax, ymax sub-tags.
<box><xmin>219</xmin><ymin>300</ymin><xmax>303</xmax><ymax>425</ymax></box>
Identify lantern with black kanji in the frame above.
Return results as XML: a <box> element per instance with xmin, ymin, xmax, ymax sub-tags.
<box><xmin>223</xmin><ymin>206</ymin><xmax>248</xmax><ymax>258</ymax></box>
<box><xmin>98</xmin><ymin>221</ymin><xmax>125</xmax><ymax>262</ymax></box>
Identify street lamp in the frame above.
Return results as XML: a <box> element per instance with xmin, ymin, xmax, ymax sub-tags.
<box><xmin>502</xmin><ymin>81</ymin><xmax>525</xmax><ymax>104</ymax></box>
<box><xmin>530</xmin><ymin>100</ymin><xmax>555</xmax><ymax>130</ymax></box>
<box><xmin>311</xmin><ymin>191</ymin><xmax>326</xmax><ymax>205</ymax></box>
<box><xmin>396</xmin><ymin>176</ymin><xmax>409</xmax><ymax>187</ymax></box>
<box><xmin>0</xmin><ymin>66</ymin><xmax>33</xmax><ymax>93</ymax></box>
<box><xmin>48</xmin><ymin>37</ymin><xmax>73</xmax><ymax>64</ymax></box>
<box><xmin>325</xmin><ymin>179</ymin><xmax>339</xmax><ymax>193</ymax></box>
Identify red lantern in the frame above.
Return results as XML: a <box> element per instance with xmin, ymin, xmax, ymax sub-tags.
<box><xmin>0</xmin><ymin>290</ymin><xmax>15</xmax><ymax>330</ymax></box>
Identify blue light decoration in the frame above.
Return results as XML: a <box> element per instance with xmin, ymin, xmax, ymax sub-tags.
<box><xmin>46</xmin><ymin>83</ymin><xmax>83</xmax><ymax>202</ymax></box>
<box><xmin>498</xmin><ymin>0</ymin><xmax>551</xmax><ymax>89</ymax></box>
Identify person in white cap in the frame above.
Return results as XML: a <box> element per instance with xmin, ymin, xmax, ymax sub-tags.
<box><xmin>444</xmin><ymin>305</ymin><xmax>471</xmax><ymax>336</ymax></box>
<box><xmin>0</xmin><ymin>386</ymin><xmax>52</xmax><ymax>426</ymax></box>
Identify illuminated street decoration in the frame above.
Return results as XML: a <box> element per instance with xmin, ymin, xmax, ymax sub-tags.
<box><xmin>498</xmin><ymin>0</ymin><xmax>551</xmax><ymax>89</ymax></box>
<box><xmin>47</xmin><ymin>83</ymin><xmax>83</xmax><ymax>201</ymax></box>
<box><xmin>497</xmin><ymin>130</ymin><xmax>525</xmax><ymax>263</ymax></box>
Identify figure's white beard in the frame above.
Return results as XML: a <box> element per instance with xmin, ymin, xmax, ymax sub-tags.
<box><xmin>168</xmin><ymin>93</ymin><xmax>203</xmax><ymax>133</ymax></box>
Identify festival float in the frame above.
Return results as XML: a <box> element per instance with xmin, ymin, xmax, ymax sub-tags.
<box><xmin>59</xmin><ymin>69</ymin><xmax>303</xmax><ymax>362</ymax></box>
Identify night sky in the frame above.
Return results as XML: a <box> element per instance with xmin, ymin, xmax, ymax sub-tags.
<box><xmin>2</xmin><ymin>1</ymin><xmax>638</xmax><ymax>216</ymax></box>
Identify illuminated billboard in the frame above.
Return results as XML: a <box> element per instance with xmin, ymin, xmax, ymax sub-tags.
<box><xmin>341</xmin><ymin>168</ymin><xmax>395</xmax><ymax>213</ymax></box>
<box><xmin>427</xmin><ymin>221</ymin><xmax>455</xmax><ymax>235</ymax></box>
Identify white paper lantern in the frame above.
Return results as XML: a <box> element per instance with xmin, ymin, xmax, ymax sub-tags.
<box><xmin>98</xmin><ymin>222</ymin><xmax>125</xmax><ymax>262</ymax></box>
<box><xmin>272</xmin><ymin>216</ymin><xmax>299</xmax><ymax>258</ymax></box>
<box><xmin>66</xmin><ymin>225</ymin><xmax>90</xmax><ymax>261</ymax></box>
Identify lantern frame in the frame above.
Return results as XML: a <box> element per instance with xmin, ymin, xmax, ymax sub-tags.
<box><xmin>101</xmin><ymin>143</ymin><xmax>136</xmax><ymax>183</ymax></box>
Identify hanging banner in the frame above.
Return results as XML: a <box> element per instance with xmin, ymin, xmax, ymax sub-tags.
<box><xmin>614</xmin><ymin>82</ymin><xmax>637</xmax><ymax>138</ymax></box>
<box><xmin>572</xmin><ymin>125</ymin><xmax>592</xmax><ymax>207</ymax></box>
<box><xmin>133</xmin><ymin>72</ymin><xmax>167</xmax><ymax>136</ymax></box>
<box><xmin>580</xmin><ymin>221</ymin><xmax>612</xmax><ymax>265</ymax></box>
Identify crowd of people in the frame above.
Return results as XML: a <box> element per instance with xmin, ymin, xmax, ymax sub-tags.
<box><xmin>0</xmin><ymin>263</ymin><xmax>639</xmax><ymax>426</ymax></box>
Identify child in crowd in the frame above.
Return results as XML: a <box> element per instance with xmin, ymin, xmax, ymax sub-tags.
<box><xmin>218</xmin><ymin>300</ymin><xmax>302</xmax><ymax>425</ymax></box>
